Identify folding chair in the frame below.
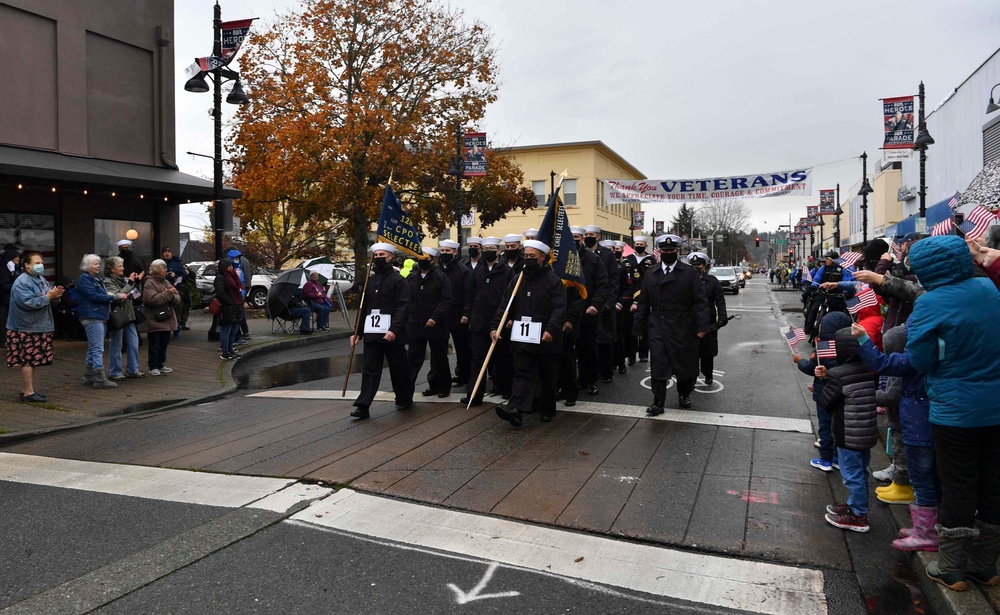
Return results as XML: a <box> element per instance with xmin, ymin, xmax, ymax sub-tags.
<box><xmin>265</xmin><ymin>302</ymin><xmax>303</xmax><ymax>334</ymax></box>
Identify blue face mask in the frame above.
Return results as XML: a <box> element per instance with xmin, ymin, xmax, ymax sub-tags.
<box><xmin>32</xmin><ymin>263</ymin><xmax>45</xmax><ymax>275</ymax></box>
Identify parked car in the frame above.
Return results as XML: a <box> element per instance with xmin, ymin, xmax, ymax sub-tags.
<box><xmin>733</xmin><ymin>267</ymin><xmax>746</xmax><ymax>288</ymax></box>
<box><xmin>711</xmin><ymin>266</ymin><xmax>739</xmax><ymax>295</ymax></box>
<box><xmin>190</xmin><ymin>261</ymin><xmax>276</xmax><ymax>309</ymax></box>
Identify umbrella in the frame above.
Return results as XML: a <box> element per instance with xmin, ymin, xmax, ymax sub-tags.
<box><xmin>301</xmin><ymin>256</ymin><xmax>335</xmax><ymax>284</ymax></box>
<box><xmin>266</xmin><ymin>268</ymin><xmax>307</xmax><ymax>320</ymax></box>
<box><xmin>957</xmin><ymin>157</ymin><xmax>1000</xmax><ymax>211</ymax></box>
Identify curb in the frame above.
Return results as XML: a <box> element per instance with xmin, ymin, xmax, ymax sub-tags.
<box><xmin>0</xmin><ymin>331</ymin><xmax>351</xmax><ymax>445</ymax></box>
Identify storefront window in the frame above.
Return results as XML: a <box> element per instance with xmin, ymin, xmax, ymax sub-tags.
<box><xmin>94</xmin><ymin>219</ymin><xmax>153</xmax><ymax>269</ymax></box>
<box><xmin>0</xmin><ymin>213</ymin><xmax>56</xmax><ymax>279</ymax></box>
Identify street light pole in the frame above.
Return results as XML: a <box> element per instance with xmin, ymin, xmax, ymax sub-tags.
<box><xmin>454</xmin><ymin>122</ymin><xmax>464</xmax><ymax>262</ymax></box>
<box><xmin>212</xmin><ymin>1</ymin><xmax>223</xmax><ymax>260</ymax></box>
<box><xmin>859</xmin><ymin>152</ymin><xmax>874</xmax><ymax>246</ymax></box>
<box><xmin>834</xmin><ymin>183</ymin><xmax>842</xmax><ymax>249</ymax></box>
<box><xmin>914</xmin><ymin>81</ymin><xmax>935</xmax><ymax>223</ymax></box>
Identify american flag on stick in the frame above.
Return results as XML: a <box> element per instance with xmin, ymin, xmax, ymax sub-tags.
<box><xmin>889</xmin><ymin>240</ymin><xmax>902</xmax><ymax>261</ymax></box>
<box><xmin>958</xmin><ymin>205</ymin><xmax>998</xmax><ymax>241</ymax></box>
<box><xmin>835</xmin><ymin>252</ymin><xmax>863</xmax><ymax>269</ymax></box>
<box><xmin>816</xmin><ymin>339</ymin><xmax>838</xmax><ymax>359</ymax></box>
<box><xmin>785</xmin><ymin>327</ymin><xmax>806</xmax><ymax>349</ymax></box>
<box><xmin>930</xmin><ymin>218</ymin><xmax>953</xmax><ymax>237</ymax></box>
<box><xmin>947</xmin><ymin>191</ymin><xmax>961</xmax><ymax>210</ymax></box>
<box><xmin>846</xmin><ymin>287</ymin><xmax>879</xmax><ymax>315</ymax></box>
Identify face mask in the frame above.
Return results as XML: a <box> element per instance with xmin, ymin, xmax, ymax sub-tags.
<box><xmin>584</xmin><ymin>237</ymin><xmax>597</xmax><ymax>248</ymax></box>
<box><xmin>635</xmin><ymin>246</ymin><xmax>646</xmax><ymax>254</ymax></box>
<box><xmin>374</xmin><ymin>259</ymin><xmax>392</xmax><ymax>272</ymax></box>
<box><xmin>32</xmin><ymin>263</ymin><xmax>45</xmax><ymax>275</ymax></box>
<box><xmin>418</xmin><ymin>259</ymin><xmax>432</xmax><ymax>271</ymax></box>
<box><xmin>661</xmin><ymin>252</ymin><xmax>678</xmax><ymax>265</ymax></box>
<box><xmin>506</xmin><ymin>249</ymin><xmax>520</xmax><ymax>261</ymax></box>
<box><xmin>120</xmin><ymin>249</ymin><xmax>132</xmax><ymax>257</ymax></box>
<box><xmin>522</xmin><ymin>258</ymin><xmax>539</xmax><ymax>271</ymax></box>
<box><xmin>439</xmin><ymin>253</ymin><xmax>454</xmax><ymax>266</ymax></box>
<box><xmin>468</xmin><ymin>247</ymin><xmax>480</xmax><ymax>258</ymax></box>
<box><xmin>614</xmin><ymin>252</ymin><xmax>622</xmax><ymax>260</ymax></box>
<box><xmin>484</xmin><ymin>250</ymin><xmax>498</xmax><ymax>263</ymax></box>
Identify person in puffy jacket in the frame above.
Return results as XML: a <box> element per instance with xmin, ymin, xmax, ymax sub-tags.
<box><xmin>816</xmin><ymin>327</ymin><xmax>878</xmax><ymax>533</ymax></box>
<box><xmin>795</xmin><ymin>311</ymin><xmax>851</xmax><ymax>472</ymax></box>
<box><xmin>905</xmin><ymin>234</ymin><xmax>1000</xmax><ymax>591</ymax></box>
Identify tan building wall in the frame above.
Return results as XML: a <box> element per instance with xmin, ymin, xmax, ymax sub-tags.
<box><xmin>436</xmin><ymin>141</ymin><xmax>644</xmax><ymax>246</ymax></box>
<box><xmin>872</xmin><ymin>164</ymin><xmax>902</xmax><ymax>238</ymax></box>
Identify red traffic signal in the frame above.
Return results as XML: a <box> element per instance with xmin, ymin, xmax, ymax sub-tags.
<box><xmin>755</xmin><ymin>237</ymin><xmax>760</xmax><ymax>247</ymax></box>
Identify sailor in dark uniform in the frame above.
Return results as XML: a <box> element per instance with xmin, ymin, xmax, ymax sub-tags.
<box><xmin>688</xmin><ymin>251</ymin><xmax>727</xmax><ymax>385</ymax></box>
<box><xmin>584</xmin><ymin>225</ymin><xmax>618</xmax><ymax>386</ymax></box>
<box><xmin>623</xmin><ymin>236</ymin><xmax>656</xmax><ymax>364</ymax></box>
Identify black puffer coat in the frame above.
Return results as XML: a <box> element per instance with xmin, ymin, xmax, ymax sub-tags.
<box><xmin>819</xmin><ymin>328</ymin><xmax>878</xmax><ymax>451</ymax></box>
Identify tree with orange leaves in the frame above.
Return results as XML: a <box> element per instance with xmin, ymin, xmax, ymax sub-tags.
<box><xmin>231</xmin><ymin>0</ymin><xmax>535</xmax><ymax>274</ymax></box>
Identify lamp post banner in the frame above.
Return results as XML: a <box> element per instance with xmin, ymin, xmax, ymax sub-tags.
<box><xmin>603</xmin><ymin>168</ymin><xmax>812</xmax><ymax>204</ymax></box>
<box><xmin>819</xmin><ymin>189</ymin><xmax>836</xmax><ymax>215</ymax></box>
<box><xmin>805</xmin><ymin>206</ymin><xmax>820</xmax><ymax>226</ymax></box>
<box><xmin>221</xmin><ymin>19</ymin><xmax>257</xmax><ymax>62</ymax></box>
<box><xmin>631</xmin><ymin>210</ymin><xmax>645</xmax><ymax>230</ymax></box>
<box><xmin>462</xmin><ymin>132</ymin><xmax>487</xmax><ymax>177</ymax></box>
<box><xmin>882</xmin><ymin>96</ymin><xmax>915</xmax><ymax>149</ymax></box>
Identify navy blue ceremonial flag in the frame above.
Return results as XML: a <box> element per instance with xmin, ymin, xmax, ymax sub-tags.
<box><xmin>376</xmin><ymin>185</ymin><xmax>424</xmax><ymax>258</ymax></box>
<box><xmin>537</xmin><ymin>186</ymin><xmax>587</xmax><ymax>299</ymax></box>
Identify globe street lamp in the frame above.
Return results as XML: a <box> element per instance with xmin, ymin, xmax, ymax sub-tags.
<box><xmin>184</xmin><ymin>2</ymin><xmax>250</xmax><ymax>260</ymax></box>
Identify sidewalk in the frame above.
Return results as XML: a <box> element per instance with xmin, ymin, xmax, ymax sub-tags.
<box><xmin>0</xmin><ymin>307</ymin><xmax>355</xmax><ymax>439</ymax></box>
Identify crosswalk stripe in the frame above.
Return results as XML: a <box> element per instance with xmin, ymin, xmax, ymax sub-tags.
<box><xmin>246</xmin><ymin>390</ymin><xmax>813</xmax><ymax>433</ymax></box>
<box><xmin>291</xmin><ymin>489</ymin><xmax>827</xmax><ymax>615</ymax></box>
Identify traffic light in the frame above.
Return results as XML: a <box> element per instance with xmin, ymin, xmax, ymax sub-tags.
<box><xmin>755</xmin><ymin>237</ymin><xmax>760</xmax><ymax>247</ymax></box>
<box><xmin>788</xmin><ymin>249</ymin><xmax>794</xmax><ymax>257</ymax></box>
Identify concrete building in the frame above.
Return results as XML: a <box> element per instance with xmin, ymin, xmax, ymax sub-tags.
<box><xmin>0</xmin><ymin>0</ymin><xmax>237</xmax><ymax>281</ymax></box>
<box><xmin>438</xmin><ymin>141</ymin><xmax>643</xmax><ymax>245</ymax></box>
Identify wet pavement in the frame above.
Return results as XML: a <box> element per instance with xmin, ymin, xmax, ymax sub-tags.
<box><xmin>235</xmin><ymin>353</ymin><xmax>360</xmax><ymax>390</ymax></box>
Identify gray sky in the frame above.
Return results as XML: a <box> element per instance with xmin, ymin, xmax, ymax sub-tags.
<box><xmin>174</xmin><ymin>0</ymin><xmax>1000</xmax><ymax>238</ymax></box>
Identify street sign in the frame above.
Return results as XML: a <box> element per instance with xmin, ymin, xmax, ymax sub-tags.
<box><xmin>915</xmin><ymin>217</ymin><xmax>927</xmax><ymax>234</ymax></box>
<box><xmin>775</xmin><ymin>239</ymin><xmax>787</xmax><ymax>245</ymax></box>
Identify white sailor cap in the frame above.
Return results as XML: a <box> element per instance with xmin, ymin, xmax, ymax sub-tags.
<box><xmin>599</xmin><ymin>240</ymin><xmax>615</xmax><ymax>248</ymax></box>
<box><xmin>614</xmin><ymin>241</ymin><xmax>625</xmax><ymax>248</ymax></box>
<box><xmin>523</xmin><ymin>228</ymin><xmax>538</xmax><ymax>238</ymax></box>
<box><xmin>370</xmin><ymin>242</ymin><xmax>397</xmax><ymax>254</ymax></box>
<box><xmin>466</xmin><ymin>236</ymin><xmax>483</xmax><ymax>245</ymax></box>
<box><xmin>523</xmin><ymin>239</ymin><xmax>550</xmax><ymax>255</ymax></box>
<box><xmin>482</xmin><ymin>236</ymin><xmax>502</xmax><ymax>247</ymax></box>
<box><xmin>502</xmin><ymin>234</ymin><xmax>522</xmax><ymax>244</ymax></box>
<box><xmin>689</xmin><ymin>251</ymin><xmax>710</xmax><ymax>263</ymax></box>
<box><xmin>584</xmin><ymin>225</ymin><xmax>601</xmax><ymax>234</ymax></box>
<box><xmin>116</xmin><ymin>239</ymin><xmax>133</xmax><ymax>247</ymax></box>
<box><xmin>570</xmin><ymin>226</ymin><xmax>586</xmax><ymax>235</ymax></box>
<box><xmin>633</xmin><ymin>236</ymin><xmax>649</xmax><ymax>244</ymax></box>
<box><xmin>439</xmin><ymin>240</ymin><xmax>460</xmax><ymax>249</ymax></box>
<box><xmin>422</xmin><ymin>246</ymin><xmax>439</xmax><ymax>257</ymax></box>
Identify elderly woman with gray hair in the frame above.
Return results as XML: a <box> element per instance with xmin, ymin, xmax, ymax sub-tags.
<box><xmin>103</xmin><ymin>256</ymin><xmax>144</xmax><ymax>379</ymax></box>
<box><xmin>142</xmin><ymin>259</ymin><xmax>181</xmax><ymax>376</ymax></box>
<box><xmin>76</xmin><ymin>254</ymin><xmax>126</xmax><ymax>388</ymax></box>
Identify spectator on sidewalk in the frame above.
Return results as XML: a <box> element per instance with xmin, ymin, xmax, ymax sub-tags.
<box><xmin>1</xmin><ymin>245</ymin><xmax>21</xmax><ymax>346</ymax></box>
<box><xmin>142</xmin><ymin>260</ymin><xmax>181</xmax><ymax>376</ymax></box>
<box><xmin>6</xmin><ymin>252</ymin><xmax>63</xmax><ymax>402</ymax></box>
<box><xmin>214</xmin><ymin>258</ymin><xmax>244</xmax><ymax>359</ymax></box>
<box><xmin>795</xmin><ymin>311</ymin><xmax>851</xmax><ymax>473</ymax></box>
<box><xmin>103</xmin><ymin>256</ymin><xmax>144</xmax><ymax>380</ymax></box>
<box><xmin>77</xmin><ymin>254</ymin><xmax>126</xmax><ymax>389</ymax></box>
<box><xmin>226</xmin><ymin>246</ymin><xmax>253</xmax><ymax>343</ymax></box>
<box><xmin>161</xmin><ymin>246</ymin><xmax>190</xmax><ymax>338</ymax></box>
<box><xmin>302</xmin><ymin>271</ymin><xmax>332</xmax><ymax>331</ymax></box>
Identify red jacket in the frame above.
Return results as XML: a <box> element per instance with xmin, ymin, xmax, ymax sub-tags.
<box><xmin>857</xmin><ymin>300</ymin><xmax>884</xmax><ymax>350</ymax></box>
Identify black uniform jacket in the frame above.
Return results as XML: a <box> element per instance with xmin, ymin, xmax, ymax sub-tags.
<box><xmin>593</xmin><ymin>247</ymin><xmax>619</xmax><ymax>344</ymax></box>
<box><xmin>699</xmin><ymin>272</ymin><xmax>728</xmax><ymax>358</ymax></box>
<box><xmin>465</xmin><ymin>261</ymin><xmax>511</xmax><ymax>333</ymax></box>
<box><xmin>623</xmin><ymin>253</ymin><xmax>656</xmax><ymax>300</ymax></box>
<box><xmin>440</xmin><ymin>261</ymin><xmax>471</xmax><ymax>330</ymax></box>
<box><xmin>578</xmin><ymin>248</ymin><xmax>609</xmax><ymax>323</ymax></box>
<box><xmin>406</xmin><ymin>266</ymin><xmax>451</xmax><ymax>340</ymax></box>
<box><xmin>360</xmin><ymin>267</ymin><xmax>410</xmax><ymax>345</ymax></box>
<box><xmin>491</xmin><ymin>265</ymin><xmax>567</xmax><ymax>355</ymax></box>
<box><xmin>634</xmin><ymin>261</ymin><xmax>711</xmax><ymax>381</ymax></box>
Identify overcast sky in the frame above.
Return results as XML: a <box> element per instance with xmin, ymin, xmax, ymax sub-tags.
<box><xmin>174</xmin><ymin>0</ymin><xmax>1000</xmax><ymax>238</ymax></box>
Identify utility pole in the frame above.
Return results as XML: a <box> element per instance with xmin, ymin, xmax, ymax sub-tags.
<box><xmin>454</xmin><ymin>122</ymin><xmax>464</xmax><ymax>261</ymax></box>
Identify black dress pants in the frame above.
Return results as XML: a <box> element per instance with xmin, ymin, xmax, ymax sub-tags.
<box><xmin>467</xmin><ymin>331</ymin><xmax>492</xmax><ymax>402</ymax></box>
<box><xmin>576</xmin><ymin>319</ymin><xmax>599</xmax><ymax>386</ymax></box>
<box><xmin>558</xmin><ymin>335</ymin><xmax>578</xmax><ymax>404</ymax></box>
<box><xmin>408</xmin><ymin>331</ymin><xmax>451</xmax><ymax>395</ymax></box>
<box><xmin>355</xmin><ymin>341</ymin><xmax>413</xmax><ymax>409</ymax></box>
<box><xmin>511</xmin><ymin>351</ymin><xmax>558</xmax><ymax>418</ymax></box>
<box><xmin>451</xmin><ymin>326</ymin><xmax>471</xmax><ymax>384</ymax></box>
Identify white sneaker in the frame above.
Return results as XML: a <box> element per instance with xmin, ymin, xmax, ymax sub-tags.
<box><xmin>160</xmin><ymin>367</ymin><xmax>174</xmax><ymax>374</ymax></box>
<box><xmin>872</xmin><ymin>464</ymin><xmax>895</xmax><ymax>482</ymax></box>
<box><xmin>148</xmin><ymin>369</ymin><xmax>161</xmax><ymax>376</ymax></box>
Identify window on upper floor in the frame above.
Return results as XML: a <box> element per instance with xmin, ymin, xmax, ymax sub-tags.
<box><xmin>563</xmin><ymin>178</ymin><xmax>577</xmax><ymax>207</ymax></box>
<box><xmin>532</xmin><ymin>180</ymin><xmax>546</xmax><ymax>207</ymax></box>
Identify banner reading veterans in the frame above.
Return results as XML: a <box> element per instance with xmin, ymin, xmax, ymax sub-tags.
<box><xmin>819</xmin><ymin>189</ymin><xmax>836</xmax><ymax>215</ymax></box>
<box><xmin>883</xmin><ymin>96</ymin><xmax>915</xmax><ymax>149</ymax></box>
<box><xmin>462</xmin><ymin>132</ymin><xmax>487</xmax><ymax>177</ymax></box>
<box><xmin>604</xmin><ymin>168</ymin><xmax>812</xmax><ymax>204</ymax></box>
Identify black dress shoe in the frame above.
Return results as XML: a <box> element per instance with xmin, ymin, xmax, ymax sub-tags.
<box><xmin>452</xmin><ymin>376</ymin><xmax>461</xmax><ymax>384</ymax></box>
<box><xmin>645</xmin><ymin>404</ymin><xmax>664</xmax><ymax>416</ymax></box>
<box><xmin>495</xmin><ymin>405</ymin><xmax>522</xmax><ymax>427</ymax></box>
<box><xmin>437</xmin><ymin>392</ymin><xmax>449</xmax><ymax>398</ymax></box>
<box><xmin>564</xmin><ymin>400</ymin><xmax>576</xmax><ymax>407</ymax></box>
<box><xmin>678</xmin><ymin>395</ymin><xmax>692</xmax><ymax>409</ymax></box>
<box><xmin>704</xmin><ymin>377</ymin><xmax>713</xmax><ymax>385</ymax></box>
<box><xmin>618</xmin><ymin>365</ymin><xmax>626</xmax><ymax>374</ymax></box>
<box><xmin>460</xmin><ymin>397</ymin><xmax>483</xmax><ymax>407</ymax></box>
<box><xmin>350</xmin><ymin>406</ymin><xmax>370</xmax><ymax>419</ymax></box>
<box><xmin>628</xmin><ymin>357</ymin><xmax>636</xmax><ymax>366</ymax></box>
<box><xmin>587</xmin><ymin>384</ymin><xmax>599</xmax><ymax>395</ymax></box>
<box><xmin>421</xmin><ymin>389</ymin><xmax>436</xmax><ymax>397</ymax></box>
<box><xmin>396</xmin><ymin>401</ymin><xmax>413</xmax><ymax>410</ymax></box>
<box><xmin>603</xmin><ymin>377</ymin><xmax>613</xmax><ymax>384</ymax></box>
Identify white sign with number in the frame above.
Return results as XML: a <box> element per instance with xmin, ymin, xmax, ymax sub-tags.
<box><xmin>364</xmin><ymin>309</ymin><xmax>391</xmax><ymax>334</ymax></box>
<box><xmin>510</xmin><ymin>317</ymin><xmax>542</xmax><ymax>344</ymax></box>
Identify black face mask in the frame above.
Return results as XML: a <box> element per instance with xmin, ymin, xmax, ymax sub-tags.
<box><xmin>468</xmin><ymin>247</ymin><xmax>480</xmax><ymax>258</ymax></box>
<box><xmin>661</xmin><ymin>252</ymin><xmax>678</xmax><ymax>265</ymax></box>
<box><xmin>483</xmin><ymin>250</ymin><xmax>498</xmax><ymax>263</ymax></box>
<box><xmin>584</xmin><ymin>237</ymin><xmax>597</xmax><ymax>248</ymax></box>
<box><xmin>418</xmin><ymin>259</ymin><xmax>432</xmax><ymax>271</ymax></box>
<box><xmin>635</xmin><ymin>246</ymin><xmax>646</xmax><ymax>254</ymax></box>
<box><xmin>522</xmin><ymin>258</ymin><xmax>539</xmax><ymax>272</ymax></box>
<box><xmin>614</xmin><ymin>252</ymin><xmax>622</xmax><ymax>260</ymax></box>
<box><xmin>120</xmin><ymin>249</ymin><xmax>132</xmax><ymax>258</ymax></box>
<box><xmin>374</xmin><ymin>258</ymin><xmax>392</xmax><ymax>272</ymax></box>
<box><xmin>506</xmin><ymin>249</ymin><xmax>520</xmax><ymax>261</ymax></box>
<box><xmin>439</xmin><ymin>253</ymin><xmax>454</xmax><ymax>266</ymax></box>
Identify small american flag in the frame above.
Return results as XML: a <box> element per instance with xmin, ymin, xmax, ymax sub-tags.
<box><xmin>947</xmin><ymin>191</ymin><xmax>961</xmax><ymax>210</ymax></box>
<box><xmin>889</xmin><ymin>240</ymin><xmax>902</xmax><ymax>261</ymax></box>
<box><xmin>835</xmin><ymin>252</ymin><xmax>863</xmax><ymax>269</ymax></box>
<box><xmin>785</xmin><ymin>327</ymin><xmax>806</xmax><ymax>348</ymax></box>
<box><xmin>816</xmin><ymin>339</ymin><xmax>838</xmax><ymax>359</ymax></box>
<box><xmin>958</xmin><ymin>205</ymin><xmax>998</xmax><ymax>241</ymax></box>
<box><xmin>846</xmin><ymin>287</ymin><xmax>879</xmax><ymax>315</ymax></box>
<box><xmin>931</xmin><ymin>218</ymin><xmax>953</xmax><ymax>236</ymax></box>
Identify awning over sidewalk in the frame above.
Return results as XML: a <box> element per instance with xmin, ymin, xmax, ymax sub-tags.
<box><xmin>0</xmin><ymin>144</ymin><xmax>241</xmax><ymax>201</ymax></box>
<box><xmin>884</xmin><ymin>196</ymin><xmax>954</xmax><ymax>239</ymax></box>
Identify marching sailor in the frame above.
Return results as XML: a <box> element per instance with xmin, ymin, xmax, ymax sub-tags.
<box><xmin>688</xmin><ymin>251</ymin><xmax>728</xmax><ymax>385</ymax></box>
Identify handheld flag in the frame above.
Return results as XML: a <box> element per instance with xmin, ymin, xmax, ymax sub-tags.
<box><xmin>785</xmin><ymin>327</ymin><xmax>806</xmax><ymax>349</ymax></box>
<box><xmin>376</xmin><ymin>185</ymin><xmax>424</xmax><ymax>258</ymax></box>
<box><xmin>958</xmin><ymin>205</ymin><xmax>998</xmax><ymax>241</ymax></box>
<box><xmin>947</xmin><ymin>191</ymin><xmax>961</xmax><ymax>210</ymax></box>
<box><xmin>846</xmin><ymin>287</ymin><xmax>879</xmax><ymax>315</ymax></box>
<box><xmin>816</xmin><ymin>339</ymin><xmax>838</xmax><ymax>359</ymax></box>
<box><xmin>889</xmin><ymin>240</ymin><xmax>903</xmax><ymax>261</ymax></box>
<box><xmin>536</xmin><ymin>187</ymin><xmax>588</xmax><ymax>299</ymax></box>
<box><xmin>930</xmin><ymin>218</ymin><xmax>953</xmax><ymax>237</ymax></box>
<box><xmin>835</xmin><ymin>252</ymin><xmax>863</xmax><ymax>269</ymax></box>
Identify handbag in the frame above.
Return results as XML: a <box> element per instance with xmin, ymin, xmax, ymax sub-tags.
<box><xmin>153</xmin><ymin>305</ymin><xmax>173</xmax><ymax>322</ymax></box>
<box><xmin>208</xmin><ymin>298</ymin><xmax>222</xmax><ymax>316</ymax></box>
<box><xmin>107</xmin><ymin>303</ymin><xmax>130</xmax><ymax>331</ymax></box>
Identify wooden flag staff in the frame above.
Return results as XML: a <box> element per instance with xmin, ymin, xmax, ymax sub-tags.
<box><xmin>342</xmin><ymin>254</ymin><xmax>376</xmax><ymax>397</ymax></box>
<box><xmin>466</xmin><ymin>271</ymin><xmax>524</xmax><ymax>409</ymax></box>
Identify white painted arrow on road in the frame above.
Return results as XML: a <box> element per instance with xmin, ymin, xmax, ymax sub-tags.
<box><xmin>446</xmin><ymin>562</ymin><xmax>520</xmax><ymax>605</ymax></box>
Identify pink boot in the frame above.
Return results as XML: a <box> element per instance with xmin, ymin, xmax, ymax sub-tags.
<box><xmin>892</xmin><ymin>504</ymin><xmax>939</xmax><ymax>552</ymax></box>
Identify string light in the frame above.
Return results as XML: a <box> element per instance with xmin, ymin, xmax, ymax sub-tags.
<box><xmin>140</xmin><ymin>194</ymin><xmax>144</xmax><ymax>199</ymax></box>
<box><xmin>17</xmin><ymin>183</ymin><xmax>22</xmax><ymax>189</ymax></box>
<box><xmin>51</xmin><ymin>187</ymin><xmax>56</xmax><ymax>192</ymax></box>
<box><xmin>111</xmin><ymin>192</ymin><xmax>116</xmax><ymax>197</ymax></box>
<box><xmin>83</xmin><ymin>189</ymin><xmax>88</xmax><ymax>195</ymax></box>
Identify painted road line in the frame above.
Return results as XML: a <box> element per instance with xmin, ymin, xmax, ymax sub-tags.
<box><xmin>247</xmin><ymin>390</ymin><xmax>813</xmax><ymax>433</ymax></box>
<box><xmin>291</xmin><ymin>489</ymin><xmax>827</xmax><ymax>615</ymax></box>
<box><xmin>0</xmin><ymin>452</ymin><xmax>332</xmax><ymax>510</ymax></box>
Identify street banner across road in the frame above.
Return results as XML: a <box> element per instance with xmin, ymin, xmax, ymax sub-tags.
<box><xmin>603</xmin><ymin>168</ymin><xmax>812</xmax><ymax>204</ymax></box>
<box><xmin>883</xmin><ymin>96</ymin><xmax>915</xmax><ymax>149</ymax></box>
<box><xmin>819</xmin><ymin>189</ymin><xmax>836</xmax><ymax>215</ymax></box>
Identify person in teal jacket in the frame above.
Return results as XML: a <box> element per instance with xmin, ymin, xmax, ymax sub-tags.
<box><xmin>905</xmin><ymin>234</ymin><xmax>1000</xmax><ymax>591</ymax></box>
